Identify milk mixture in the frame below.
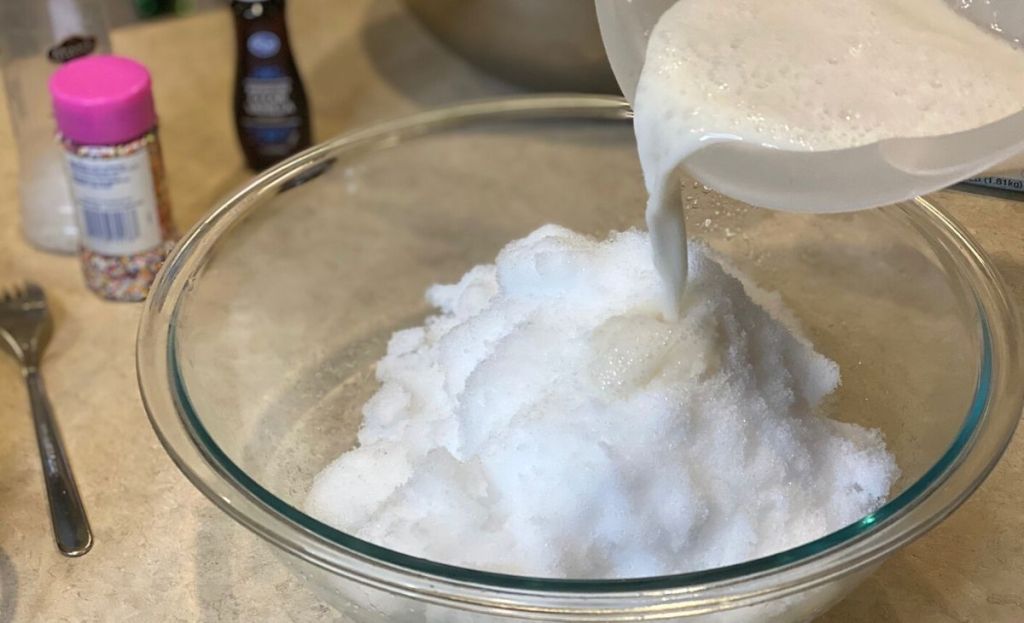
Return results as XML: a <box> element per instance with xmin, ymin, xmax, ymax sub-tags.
<box><xmin>307</xmin><ymin>0</ymin><xmax>1024</xmax><ymax>577</ymax></box>
<box><xmin>640</xmin><ymin>0</ymin><xmax>1024</xmax><ymax>312</ymax></box>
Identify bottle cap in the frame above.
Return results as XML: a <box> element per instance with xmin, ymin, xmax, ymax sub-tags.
<box><xmin>49</xmin><ymin>55</ymin><xmax>156</xmax><ymax>145</ymax></box>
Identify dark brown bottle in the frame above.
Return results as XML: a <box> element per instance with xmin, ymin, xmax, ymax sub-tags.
<box><xmin>231</xmin><ymin>0</ymin><xmax>311</xmax><ymax>170</ymax></box>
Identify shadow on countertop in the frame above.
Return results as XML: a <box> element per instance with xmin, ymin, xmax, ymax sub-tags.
<box><xmin>359</xmin><ymin>1</ymin><xmax>521</xmax><ymax>107</ymax></box>
<box><xmin>192</xmin><ymin>507</ymin><xmax>334</xmax><ymax>623</ymax></box>
<box><xmin>301</xmin><ymin>0</ymin><xmax>519</xmax><ymax>142</ymax></box>
<box><xmin>0</xmin><ymin>548</ymin><xmax>17</xmax><ymax>623</ymax></box>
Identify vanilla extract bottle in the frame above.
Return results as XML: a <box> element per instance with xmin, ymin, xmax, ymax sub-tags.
<box><xmin>231</xmin><ymin>0</ymin><xmax>311</xmax><ymax>170</ymax></box>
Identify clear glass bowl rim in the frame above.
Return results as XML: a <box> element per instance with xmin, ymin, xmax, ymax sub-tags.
<box><xmin>136</xmin><ymin>95</ymin><xmax>1023</xmax><ymax>617</ymax></box>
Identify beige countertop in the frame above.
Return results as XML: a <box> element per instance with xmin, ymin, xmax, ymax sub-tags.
<box><xmin>0</xmin><ymin>2</ymin><xmax>1022</xmax><ymax>621</ymax></box>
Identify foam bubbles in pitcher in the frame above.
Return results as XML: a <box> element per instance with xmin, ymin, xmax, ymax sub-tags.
<box><xmin>636</xmin><ymin>0</ymin><xmax>1024</xmax><ymax>160</ymax></box>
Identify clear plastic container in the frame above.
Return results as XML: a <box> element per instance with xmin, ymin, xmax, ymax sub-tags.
<box><xmin>0</xmin><ymin>0</ymin><xmax>111</xmax><ymax>253</ymax></box>
<box><xmin>594</xmin><ymin>0</ymin><xmax>1024</xmax><ymax>211</ymax></box>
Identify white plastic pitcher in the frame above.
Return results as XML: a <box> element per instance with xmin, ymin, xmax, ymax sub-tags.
<box><xmin>595</xmin><ymin>0</ymin><xmax>1024</xmax><ymax>211</ymax></box>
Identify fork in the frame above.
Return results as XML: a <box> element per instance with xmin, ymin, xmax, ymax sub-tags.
<box><xmin>0</xmin><ymin>283</ymin><xmax>92</xmax><ymax>557</ymax></box>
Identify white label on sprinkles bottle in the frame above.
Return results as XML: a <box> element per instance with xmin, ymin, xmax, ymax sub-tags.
<box><xmin>64</xmin><ymin>148</ymin><xmax>162</xmax><ymax>256</ymax></box>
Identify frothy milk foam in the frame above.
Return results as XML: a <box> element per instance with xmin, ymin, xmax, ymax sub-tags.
<box><xmin>637</xmin><ymin>0</ymin><xmax>1024</xmax><ymax>314</ymax></box>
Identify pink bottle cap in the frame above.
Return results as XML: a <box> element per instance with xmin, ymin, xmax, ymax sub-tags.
<box><xmin>49</xmin><ymin>55</ymin><xmax>156</xmax><ymax>145</ymax></box>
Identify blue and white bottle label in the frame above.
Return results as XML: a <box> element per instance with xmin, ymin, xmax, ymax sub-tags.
<box><xmin>242</xmin><ymin>75</ymin><xmax>297</xmax><ymax>117</ymax></box>
<box><xmin>247</xmin><ymin>31</ymin><xmax>281</xmax><ymax>58</ymax></box>
<box><xmin>64</xmin><ymin>150</ymin><xmax>162</xmax><ymax>256</ymax></box>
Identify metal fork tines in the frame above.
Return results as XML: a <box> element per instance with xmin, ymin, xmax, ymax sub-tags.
<box><xmin>0</xmin><ymin>282</ymin><xmax>92</xmax><ymax>557</ymax></box>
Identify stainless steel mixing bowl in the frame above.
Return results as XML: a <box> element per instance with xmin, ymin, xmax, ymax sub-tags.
<box><xmin>400</xmin><ymin>0</ymin><xmax>619</xmax><ymax>93</ymax></box>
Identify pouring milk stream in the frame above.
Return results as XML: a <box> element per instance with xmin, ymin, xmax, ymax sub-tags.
<box><xmin>599</xmin><ymin>0</ymin><xmax>1024</xmax><ymax>316</ymax></box>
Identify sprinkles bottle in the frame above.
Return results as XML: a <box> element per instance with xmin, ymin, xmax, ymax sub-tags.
<box><xmin>49</xmin><ymin>55</ymin><xmax>175</xmax><ymax>301</ymax></box>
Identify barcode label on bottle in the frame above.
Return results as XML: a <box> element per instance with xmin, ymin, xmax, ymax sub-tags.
<box><xmin>64</xmin><ymin>148</ymin><xmax>162</xmax><ymax>256</ymax></box>
<box><xmin>82</xmin><ymin>208</ymin><xmax>140</xmax><ymax>242</ymax></box>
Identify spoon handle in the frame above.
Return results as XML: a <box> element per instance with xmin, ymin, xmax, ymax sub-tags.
<box><xmin>25</xmin><ymin>369</ymin><xmax>93</xmax><ymax>557</ymax></box>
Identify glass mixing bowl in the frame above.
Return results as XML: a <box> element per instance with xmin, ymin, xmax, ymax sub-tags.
<box><xmin>137</xmin><ymin>95</ymin><xmax>1022</xmax><ymax>622</ymax></box>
